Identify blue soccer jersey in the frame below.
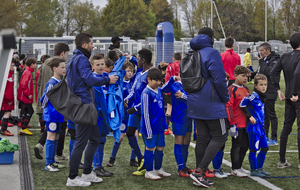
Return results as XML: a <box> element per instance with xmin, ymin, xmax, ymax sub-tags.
<box><xmin>140</xmin><ymin>86</ymin><xmax>168</xmax><ymax>138</ymax></box>
<box><xmin>161</xmin><ymin>76</ymin><xmax>192</xmax><ymax>126</ymax></box>
<box><xmin>240</xmin><ymin>91</ymin><xmax>265</xmax><ymax>136</ymax></box>
<box><xmin>123</xmin><ymin>79</ymin><xmax>134</xmax><ymax>120</ymax></box>
<box><xmin>124</xmin><ymin>69</ymin><xmax>149</xmax><ymax>114</ymax></box>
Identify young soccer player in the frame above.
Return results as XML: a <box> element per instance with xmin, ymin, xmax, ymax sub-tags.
<box><xmin>161</xmin><ymin>75</ymin><xmax>192</xmax><ymax>177</ymax></box>
<box><xmin>226</xmin><ymin>65</ymin><xmax>251</xmax><ymax>177</ymax></box>
<box><xmin>0</xmin><ymin>61</ymin><xmax>15</xmax><ymax>136</ymax></box>
<box><xmin>141</xmin><ymin>68</ymin><xmax>171</xmax><ymax>180</ymax></box>
<box><xmin>18</xmin><ymin>57</ymin><xmax>37</xmax><ymax>135</ymax></box>
<box><xmin>104</xmin><ymin>58</ymin><xmax>114</xmax><ymax>73</ymax></box>
<box><xmin>240</xmin><ymin>74</ymin><xmax>270</xmax><ymax>177</ymax></box>
<box><xmin>40</xmin><ymin>58</ymin><xmax>66</xmax><ymax>171</ymax></box>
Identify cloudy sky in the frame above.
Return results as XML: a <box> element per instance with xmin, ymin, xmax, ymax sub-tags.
<box><xmin>92</xmin><ymin>0</ymin><xmax>108</xmax><ymax>8</ymax></box>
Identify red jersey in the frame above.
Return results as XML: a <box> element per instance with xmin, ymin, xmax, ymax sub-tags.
<box><xmin>17</xmin><ymin>66</ymin><xmax>34</xmax><ymax>104</ymax></box>
<box><xmin>165</xmin><ymin>61</ymin><xmax>180</xmax><ymax>83</ymax></box>
<box><xmin>1</xmin><ymin>71</ymin><xmax>14</xmax><ymax>111</ymax></box>
<box><xmin>226</xmin><ymin>83</ymin><xmax>250</xmax><ymax>128</ymax></box>
<box><xmin>35</xmin><ymin>68</ymin><xmax>40</xmax><ymax>102</ymax></box>
<box><xmin>221</xmin><ymin>49</ymin><xmax>241</xmax><ymax>80</ymax></box>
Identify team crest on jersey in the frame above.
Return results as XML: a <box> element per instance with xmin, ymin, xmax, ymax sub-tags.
<box><xmin>158</xmin><ymin>100</ymin><xmax>163</xmax><ymax>108</ymax></box>
<box><xmin>49</xmin><ymin>122</ymin><xmax>57</xmax><ymax>131</ymax></box>
<box><xmin>120</xmin><ymin>123</ymin><xmax>126</xmax><ymax>131</ymax></box>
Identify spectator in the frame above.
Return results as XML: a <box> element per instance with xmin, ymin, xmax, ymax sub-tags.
<box><xmin>107</xmin><ymin>35</ymin><xmax>123</xmax><ymax>59</ymax></box>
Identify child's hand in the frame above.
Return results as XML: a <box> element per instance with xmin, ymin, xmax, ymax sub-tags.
<box><xmin>291</xmin><ymin>95</ymin><xmax>298</xmax><ymax>102</ymax></box>
<box><xmin>278</xmin><ymin>90</ymin><xmax>286</xmax><ymax>101</ymax></box>
<box><xmin>7</xmin><ymin>102</ymin><xmax>12</xmax><ymax>106</ymax></box>
<box><xmin>249</xmin><ymin>116</ymin><xmax>256</xmax><ymax>124</ymax></box>
<box><xmin>28</xmin><ymin>95</ymin><xmax>32</xmax><ymax>99</ymax></box>
<box><xmin>109</xmin><ymin>74</ymin><xmax>119</xmax><ymax>84</ymax></box>
<box><xmin>174</xmin><ymin>76</ymin><xmax>181</xmax><ymax>81</ymax></box>
<box><xmin>123</xmin><ymin>99</ymin><xmax>128</xmax><ymax>108</ymax></box>
<box><xmin>175</xmin><ymin>91</ymin><xmax>183</xmax><ymax>99</ymax></box>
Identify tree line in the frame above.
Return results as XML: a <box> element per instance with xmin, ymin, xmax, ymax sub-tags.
<box><xmin>1</xmin><ymin>0</ymin><xmax>298</xmax><ymax>42</ymax></box>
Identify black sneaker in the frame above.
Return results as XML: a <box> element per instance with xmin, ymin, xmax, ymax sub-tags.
<box><xmin>94</xmin><ymin>166</ymin><xmax>113</xmax><ymax>177</ymax></box>
<box><xmin>130</xmin><ymin>159</ymin><xmax>139</xmax><ymax>167</ymax></box>
<box><xmin>107</xmin><ymin>158</ymin><xmax>115</xmax><ymax>167</ymax></box>
<box><xmin>190</xmin><ymin>171</ymin><xmax>212</xmax><ymax>188</ymax></box>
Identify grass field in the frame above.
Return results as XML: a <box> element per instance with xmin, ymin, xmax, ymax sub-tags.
<box><xmin>25</xmin><ymin>64</ymin><xmax>300</xmax><ymax>190</ymax></box>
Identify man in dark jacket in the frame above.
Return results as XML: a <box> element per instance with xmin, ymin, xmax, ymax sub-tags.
<box><xmin>270</xmin><ymin>32</ymin><xmax>300</xmax><ymax>169</ymax></box>
<box><xmin>257</xmin><ymin>42</ymin><xmax>280</xmax><ymax>146</ymax></box>
<box><xmin>107</xmin><ymin>35</ymin><xmax>123</xmax><ymax>59</ymax></box>
<box><xmin>188</xmin><ymin>27</ymin><xmax>229</xmax><ymax>188</ymax></box>
<box><xmin>66</xmin><ymin>33</ymin><xmax>118</xmax><ymax>187</ymax></box>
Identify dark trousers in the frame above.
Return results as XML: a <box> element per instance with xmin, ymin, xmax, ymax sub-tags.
<box><xmin>279</xmin><ymin>100</ymin><xmax>300</xmax><ymax>162</ymax></box>
<box><xmin>195</xmin><ymin>118</ymin><xmax>227</xmax><ymax>170</ymax></box>
<box><xmin>231</xmin><ymin>128</ymin><xmax>249</xmax><ymax>170</ymax></box>
<box><xmin>69</xmin><ymin>123</ymin><xmax>101</xmax><ymax>179</ymax></box>
<box><xmin>264</xmin><ymin>99</ymin><xmax>278</xmax><ymax>141</ymax></box>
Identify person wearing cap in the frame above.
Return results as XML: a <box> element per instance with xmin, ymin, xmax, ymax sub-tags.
<box><xmin>187</xmin><ymin>27</ymin><xmax>229</xmax><ymax>188</ymax></box>
<box><xmin>107</xmin><ymin>35</ymin><xmax>123</xmax><ymax>59</ymax></box>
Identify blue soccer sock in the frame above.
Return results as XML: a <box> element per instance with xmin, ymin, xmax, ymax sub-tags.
<box><xmin>93</xmin><ymin>146</ymin><xmax>100</xmax><ymax>169</ymax></box>
<box><xmin>154</xmin><ymin>149</ymin><xmax>163</xmax><ymax>170</ymax></box>
<box><xmin>130</xmin><ymin>150</ymin><xmax>136</xmax><ymax>160</ymax></box>
<box><xmin>128</xmin><ymin>136</ymin><xmax>142</xmax><ymax>160</ymax></box>
<box><xmin>249</xmin><ymin>151</ymin><xmax>257</xmax><ymax>170</ymax></box>
<box><xmin>53</xmin><ymin>139</ymin><xmax>58</xmax><ymax>163</ymax></box>
<box><xmin>182</xmin><ymin>144</ymin><xmax>189</xmax><ymax>168</ymax></box>
<box><xmin>113</xmin><ymin>129</ymin><xmax>121</xmax><ymax>143</ymax></box>
<box><xmin>69</xmin><ymin>139</ymin><xmax>75</xmax><ymax>158</ymax></box>
<box><xmin>111</xmin><ymin>142</ymin><xmax>121</xmax><ymax>159</ymax></box>
<box><xmin>45</xmin><ymin>139</ymin><xmax>54</xmax><ymax>166</ymax></box>
<box><xmin>212</xmin><ymin>150</ymin><xmax>224</xmax><ymax>170</ymax></box>
<box><xmin>174</xmin><ymin>144</ymin><xmax>184</xmax><ymax>171</ymax></box>
<box><xmin>93</xmin><ymin>137</ymin><xmax>106</xmax><ymax>170</ymax></box>
<box><xmin>257</xmin><ymin>150</ymin><xmax>267</xmax><ymax>169</ymax></box>
<box><xmin>145</xmin><ymin>149</ymin><xmax>154</xmax><ymax>171</ymax></box>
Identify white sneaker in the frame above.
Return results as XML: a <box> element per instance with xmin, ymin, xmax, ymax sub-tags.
<box><xmin>231</xmin><ymin>169</ymin><xmax>248</xmax><ymax>177</ymax></box>
<box><xmin>239</xmin><ymin>168</ymin><xmax>250</xmax><ymax>174</ymax></box>
<box><xmin>66</xmin><ymin>176</ymin><xmax>91</xmax><ymax>187</ymax></box>
<box><xmin>213</xmin><ymin>169</ymin><xmax>228</xmax><ymax>178</ymax></box>
<box><xmin>44</xmin><ymin>164</ymin><xmax>59</xmax><ymax>172</ymax></box>
<box><xmin>145</xmin><ymin>171</ymin><xmax>161</xmax><ymax>180</ymax></box>
<box><xmin>81</xmin><ymin>171</ymin><xmax>103</xmax><ymax>183</ymax></box>
<box><xmin>154</xmin><ymin>168</ymin><xmax>171</xmax><ymax>177</ymax></box>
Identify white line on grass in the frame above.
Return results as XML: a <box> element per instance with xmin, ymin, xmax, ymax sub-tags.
<box><xmin>189</xmin><ymin>141</ymin><xmax>283</xmax><ymax>190</ymax></box>
<box><xmin>223</xmin><ymin>150</ymin><xmax>298</xmax><ymax>154</ymax></box>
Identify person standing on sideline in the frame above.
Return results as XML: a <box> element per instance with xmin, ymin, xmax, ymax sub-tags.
<box><xmin>66</xmin><ymin>33</ymin><xmax>118</xmax><ymax>187</ymax></box>
<box><xmin>257</xmin><ymin>42</ymin><xmax>280</xmax><ymax>146</ymax></box>
<box><xmin>107</xmin><ymin>35</ymin><xmax>123</xmax><ymax>59</ymax></box>
<box><xmin>270</xmin><ymin>32</ymin><xmax>300</xmax><ymax>169</ymax></box>
<box><xmin>244</xmin><ymin>48</ymin><xmax>253</xmax><ymax>84</ymax></box>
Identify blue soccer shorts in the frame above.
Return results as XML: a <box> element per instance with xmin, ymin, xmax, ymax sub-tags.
<box><xmin>67</xmin><ymin>120</ymin><xmax>75</xmax><ymax>130</ymax></box>
<box><xmin>143</xmin><ymin>133</ymin><xmax>165</xmax><ymax>149</ymax></box>
<box><xmin>97</xmin><ymin>118</ymin><xmax>109</xmax><ymax>136</ymax></box>
<box><xmin>120</xmin><ymin>118</ymin><xmax>128</xmax><ymax>133</ymax></box>
<box><xmin>248</xmin><ymin>132</ymin><xmax>268</xmax><ymax>151</ymax></box>
<box><xmin>46</xmin><ymin>122</ymin><xmax>61</xmax><ymax>134</ymax></box>
<box><xmin>172</xmin><ymin>122</ymin><xmax>192</xmax><ymax>136</ymax></box>
<box><xmin>127</xmin><ymin>114</ymin><xmax>141</xmax><ymax>129</ymax></box>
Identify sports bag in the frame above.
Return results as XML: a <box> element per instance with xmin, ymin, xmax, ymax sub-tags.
<box><xmin>180</xmin><ymin>50</ymin><xmax>208</xmax><ymax>93</ymax></box>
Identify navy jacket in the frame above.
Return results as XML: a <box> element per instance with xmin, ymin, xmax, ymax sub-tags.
<box><xmin>187</xmin><ymin>34</ymin><xmax>229</xmax><ymax>120</ymax></box>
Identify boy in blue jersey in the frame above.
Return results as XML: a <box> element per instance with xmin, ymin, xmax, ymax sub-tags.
<box><xmin>41</xmin><ymin>58</ymin><xmax>66</xmax><ymax>172</ymax></box>
<box><xmin>161</xmin><ymin>75</ymin><xmax>193</xmax><ymax>177</ymax></box>
<box><xmin>141</xmin><ymin>68</ymin><xmax>171</xmax><ymax>180</ymax></box>
<box><xmin>89</xmin><ymin>54</ymin><xmax>113</xmax><ymax>177</ymax></box>
<box><xmin>123</xmin><ymin>49</ymin><xmax>153</xmax><ymax>175</ymax></box>
<box><xmin>240</xmin><ymin>74</ymin><xmax>270</xmax><ymax>177</ymax></box>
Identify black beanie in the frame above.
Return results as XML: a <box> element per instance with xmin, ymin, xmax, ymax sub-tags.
<box><xmin>198</xmin><ymin>27</ymin><xmax>214</xmax><ymax>39</ymax></box>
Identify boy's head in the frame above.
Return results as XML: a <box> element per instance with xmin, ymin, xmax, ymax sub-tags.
<box><xmin>146</xmin><ymin>68</ymin><xmax>163</xmax><ymax>90</ymax></box>
<box><xmin>234</xmin><ymin>65</ymin><xmax>250</xmax><ymax>86</ymax></box>
<box><xmin>173</xmin><ymin>53</ymin><xmax>182</xmax><ymax>62</ymax></box>
<box><xmin>289</xmin><ymin>32</ymin><xmax>300</xmax><ymax>50</ymax></box>
<box><xmin>123</xmin><ymin>62</ymin><xmax>134</xmax><ymax>80</ymax></box>
<box><xmin>108</xmin><ymin>50</ymin><xmax>119</xmax><ymax>62</ymax></box>
<box><xmin>225</xmin><ymin>37</ymin><xmax>234</xmax><ymax>48</ymax></box>
<box><xmin>137</xmin><ymin>49</ymin><xmax>152</xmax><ymax>69</ymax></box>
<box><xmin>50</xmin><ymin>58</ymin><xmax>66</xmax><ymax>78</ymax></box>
<box><xmin>90</xmin><ymin>54</ymin><xmax>105</xmax><ymax>74</ymax></box>
<box><xmin>41</xmin><ymin>54</ymin><xmax>50</xmax><ymax>64</ymax></box>
<box><xmin>25</xmin><ymin>57</ymin><xmax>37</xmax><ymax>69</ymax></box>
<box><xmin>254</xmin><ymin>74</ymin><xmax>267</xmax><ymax>93</ymax></box>
<box><xmin>104</xmin><ymin>59</ymin><xmax>114</xmax><ymax>73</ymax></box>
<box><xmin>19</xmin><ymin>54</ymin><xmax>25</xmax><ymax>61</ymax></box>
<box><xmin>54</xmin><ymin>43</ymin><xmax>70</xmax><ymax>59</ymax></box>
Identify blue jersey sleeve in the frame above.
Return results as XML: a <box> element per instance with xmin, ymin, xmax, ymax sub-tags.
<box><xmin>142</xmin><ymin>92</ymin><xmax>153</xmax><ymax>138</ymax></box>
<box><xmin>240</xmin><ymin>93</ymin><xmax>255</xmax><ymax>107</ymax></box>
<box><xmin>161</xmin><ymin>76</ymin><xmax>175</xmax><ymax>93</ymax></box>
<box><xmin>41</xmin><ymin>82</ymin><xmax>53</xmax><ymax>108</ymax></box>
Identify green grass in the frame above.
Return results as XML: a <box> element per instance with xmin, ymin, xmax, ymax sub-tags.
<box><xmin>26</xmin><ymin>65</ymin><xmax>300</xmax><ymax>190</ymax></box>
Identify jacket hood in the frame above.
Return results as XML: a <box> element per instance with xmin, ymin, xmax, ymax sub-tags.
<box><xmin>108</xmin><ymin>44</ymin><xmax>119</xmax><ymax>50</ymax></box>
<box><xmin>190</xmin><ymin>34</ymin><xmax>213</xmax><ymax>51</ymax></box>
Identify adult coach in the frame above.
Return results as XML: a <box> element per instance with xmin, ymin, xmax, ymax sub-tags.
<box><xmin>257</xmin><ymin>42</ymin><xmax>280</xmax><ymax>146</ymax></box>
<box><xmin>188</xmin><ymin>27</ymin><xmax>229</xmax><ymax>188</ymax></box>
<box><xmin>270</xmin><ymin>32</ymin><xmax>300</xmax><ymax>169</ymax></box>
<box><xmin>107</xmin><ymin>35</ymin><xmax>123</xmax><ymax>59</ymax></box>
<box><xmin>66</xmin><ymin>33</ymin><xmax>118</xmax><ymax>187</ymax></box>
<box><xmin>221</xmin><ymin>37</ymin><xmax>241</xmax><ymax>86</ymax></box>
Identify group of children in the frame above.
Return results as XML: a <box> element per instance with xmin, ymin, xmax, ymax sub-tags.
<box><xmin>1</xmin><ymin>47</ymin><xmax>272</xmax><ymax>187</ymax></box>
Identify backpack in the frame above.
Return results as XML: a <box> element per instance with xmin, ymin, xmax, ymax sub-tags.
<box><xmin>180</xmin><ymin>50</ymin><xmax>208</xmax><ymax>93</ymax></box>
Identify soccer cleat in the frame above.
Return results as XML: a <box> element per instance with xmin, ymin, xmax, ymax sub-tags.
<box><xmin>132</xmin><ymin>166</ymin><xmax>146</xmax><ymax>176</ymax></box>
<box><xmin>18</xmin><ymin>122</ymin><xmax>21</xmax><ymax>127</ymax></box>
<box><xmin>190</xmin><ymin>171</ymin><xmax>212</xmax><ymax>188</ymax></box>
<box><xmin>205</xmin><ymin>169</ymin><xmax>215</xmax><ymax>178</ymax></box>
<box><xmin>145</xmin><ymin>171</ymin><xmax>161</xmax><ymax>180</ymax></box>
<box><xmin>27</xmin><ymin>125</ymin><xmax>32</xmax><ymax>128</ymax></box>
<box><xmin>268</xmin><ymin>139</ymin><xmax>278</xmax><ymax>146</ymax></box>
<box><xmin>164</xmin><ymin>129</ymin><xmax>173</xmax><ymax>135</ymax></box>
<box><xmin>247</xmin><ymin>81</ymin><xmax>254</xmax><ymax>84</ymax></box>
<box><xmin>18</xmin><ymin>128</ymin><xmax>33</xmax><ymax>135</ymax></box>
<box><xmin>238</xmin><ymin>168</ymin><xmax>250</xmax><ymax>174</ymax></box>
<box><xmin>107</xmin><ymin>132</ymin><xmax>113</xmax><ymax>137</ymax></box>
<box><xmin>250</xmin><ymin>169</ymin><xmax>265</xmax><ymax>177</ymax></box>
<box><xmin>213</xmin><ymin>168</ymin><xmax>228</xmax><ymax>178</ymax></box>
<box><xmin>185</xmin><ymin>167</ymin><xmax>193</xmax><ymax>174</ymax></box>
<box><xmin>55</xmin><ymin>154</ymin><xmax>69</xmax><ymax>162</ymax></box>
<box><xmin>138</xmin><ymin>157</ymin><xmax>144</xmax><ymax>168</ymax></box>
<box><xmin>81</xmin><ymin>171</ymin><xmax>103</xmax><ymax>183</ymax></box>
<box><xmin>94</xmin><ymin>166</ymin><xmax>113</xmax><ymax>177</ymax></box>
<box><xmin>7</xmin><ymin>122</ymin><xmax>14</xmax><ymax>127</ymax></box>
<box><xmin>0</xmin><ymin>130</ymin><xmax>14</xmax><ymax>136</ymax></box>
<box><xmin>130</xmin><ymin>159</ymin><xmax>139</xmax><ymax>167</ymax></box>
<box><xmin>53</xmin><ymin>162</ymin><xmax>66</xmax><ymax>168</ymax></box>
<box><xmin>278</xmin><ymin>160</ymin><xmax>291</xmax><ymax>168</ymax></box>
<box><xmin>45</xmin><ymin>164</ymin><xmax>59</xmax><ymax>172</ymax></box>
<box><xmin>258</xmin><ymin>168</ymin><xmax>270</xmax><ymax>175</ymax></box>
<box><xmin>177</xmin><ymin>169</ymin><xmax>190</xmax><ymax>177</ymax></box>
<box><xmin>66</xmin><ymin>176</ymin><xmax>91</xmax><ymax>187</ymax></box>
<box><xmin>107</xmin><ymin>158</ymin><xmax>115</xmax><ymax>167</ymax></box>
<box><xmin>154</xmin><ymin>168</ymin><xmax>171</xmax><ymax>177</ymax></box>
<box><xmin>231</xmin><ymin>169</ymin><xmax>248</xmax><ymax>177</ymax></box>
<box><xmin>34</xmin><ymin>143</ymin><xmax>43</xmax><ymax>159</ymax></box>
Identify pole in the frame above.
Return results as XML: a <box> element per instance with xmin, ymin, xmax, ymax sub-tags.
<box><xmin>211</xmin><ymin>0</ymin><xmax>213</xmax><ymax>29</ymax></box>
<box><xmin>265</xmin><ymin>0</ymin><xmax>267</xmax><ymax>41</ymax></box>
<box><xmin>213</xmin><ymin>1</ymin><xmax>226</xmax><ymax>38</ymax></box>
